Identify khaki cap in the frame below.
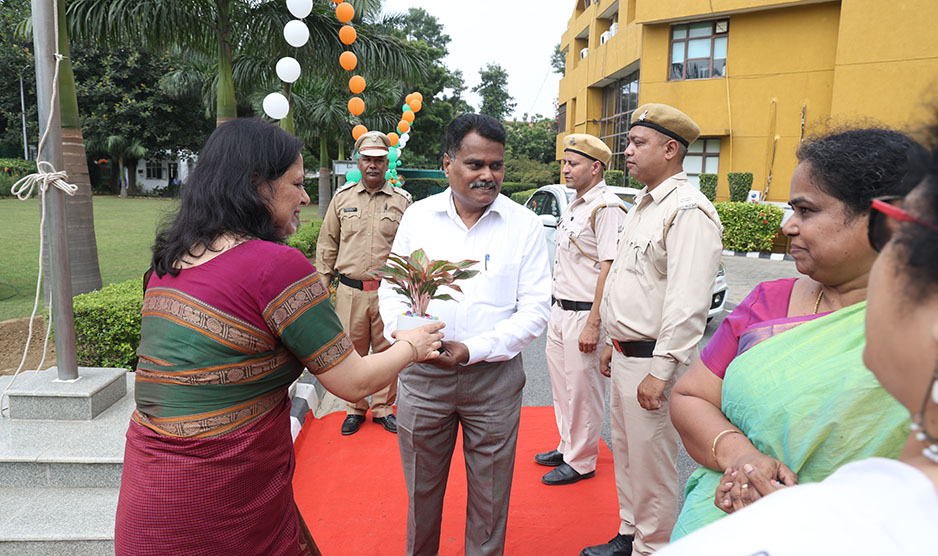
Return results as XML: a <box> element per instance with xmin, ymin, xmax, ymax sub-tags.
<box><xmin>563</xmin><ymin>133</ymin><xmax>612</xmax><ymax>166</ymax></box>
<box><xmin>355</xmin><ymin>131</ymin><xmax>391</xmax><ymax>156</ymax></box>
<box><xmin>630</xmin><ymin>103</ymin><xmax>700</xmax><ymax>147</ymax></box>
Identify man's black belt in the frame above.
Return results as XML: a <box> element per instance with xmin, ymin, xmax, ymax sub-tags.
<box><xmin>338</xmin><ymin>274</ymin><xmax>381</xmax><ymax>291</ymax></box>
<box><xmin>551</xmin><ymin>296</ymin><xmax>593</xmax><ymax>311</ymax></box>
<box><xmin>611</xmin><ymin>339</ymin><xmax>657</xmax><ymax>358</ymax></box>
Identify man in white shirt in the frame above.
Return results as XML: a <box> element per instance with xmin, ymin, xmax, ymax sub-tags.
<box><xmin>379</xmin><ymin>113</ymin><xmax>551</xmax><ymax>556</ymax></box>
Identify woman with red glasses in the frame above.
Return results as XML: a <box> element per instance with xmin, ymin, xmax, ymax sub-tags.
<box><xmin>655</xmin><ymin>123</ymin><xmax>938</xmax><ymax>555</ymax></box>
<box><xmin>670</xmin><ymin>127</ymin><xmax>927</xmax><ymax>540</ymax></box>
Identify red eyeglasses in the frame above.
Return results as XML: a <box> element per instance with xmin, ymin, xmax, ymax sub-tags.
<box><xmin>868</xmin><ymin>196</ymin><xmax>938</xmax><ymax>252</ymax></box>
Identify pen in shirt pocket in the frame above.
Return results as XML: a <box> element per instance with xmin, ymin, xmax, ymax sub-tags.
<box><xmin>485</xmin><ymin>253</ymin><xmax>490</xmax><ymax>271</ymax></box>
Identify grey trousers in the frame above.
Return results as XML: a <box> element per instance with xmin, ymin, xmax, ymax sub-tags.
<box><xmin>396</xmin><ymin>356</ymin><xmax>525</xmax><ymax>556</ymax></box>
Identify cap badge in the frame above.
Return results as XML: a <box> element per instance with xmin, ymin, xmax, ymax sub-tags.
<box><xmin>639</xmin><ymin>110</ymin><xmax>648</xmax><ymax>121</ymax></box>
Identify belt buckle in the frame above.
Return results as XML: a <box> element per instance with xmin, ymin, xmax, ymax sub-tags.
<box><xmin>362</xmin><ymin>280</ymin><xmax>381</xmax><ymax>291</ymax></box>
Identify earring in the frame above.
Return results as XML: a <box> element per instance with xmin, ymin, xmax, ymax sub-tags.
<box><xmin>912</xmin><ymin>359</ymin><xmax>938</xmax><ymax>464</ymax></box>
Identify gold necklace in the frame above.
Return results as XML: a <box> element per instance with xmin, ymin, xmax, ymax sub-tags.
<box><xmin>813</xmin><ymin>288</ymin><xmax>824</xmax><ymax>314</ymax></box>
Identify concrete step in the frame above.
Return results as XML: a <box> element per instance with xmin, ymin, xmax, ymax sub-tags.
<box><xmin>0</xmin><ymin>374</ymin><xmax>133</xmax><ymax>488</ymax></box>
<box><xmin>0</xmin><ymin>487</ymin><xmax>117</xmax><ymax>556</ymax></box>
<box><xmin>6</xmin><ymin>367</ymin><xmax>127</xmax><ymax>420</ymax></box>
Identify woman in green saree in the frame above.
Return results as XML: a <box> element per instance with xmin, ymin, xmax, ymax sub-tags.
<box><xmin>669</xmin><ymin>128</ymin><xmax>926</xmax><ymax>539</ymax></box>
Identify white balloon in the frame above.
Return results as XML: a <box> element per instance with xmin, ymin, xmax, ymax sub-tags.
<box><xmin>398</xmin><ymin>139</ymin><xmax>408</xmax><ymax>148</ymax></box>
<box><xmin>283</xmin><ymin>20</ymin><xmax>309</xmax><ymax>47</ymax></box>
<box><xmin>263</xmin><ymin>92</ymin><xmax>290</xmax><ymax>120</ymax></box>
<box><xmin>400</xmin><ymin>132</ymin><xmax>410</xmax><ymax>141</ymax></box>
<box><xmin>286</xmin><ymin>0</ymin><xmax>312</xmax><ymax>19</ymax></box>
<box><xmin>276</xmin><ymin>57</ymin><xmax>301</xmax><ymax>83</ymax></box>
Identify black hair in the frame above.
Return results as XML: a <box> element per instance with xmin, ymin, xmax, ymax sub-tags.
<box><xmin>444</xmin><ymin>113</ymin><xmax>506</xmax><ymax>156</ymax></box>
<box><xmin>151</xmin><ymin>119</ymin><xmax>303</xmax><ymax>277</ymax></box>
<box><xmin>894</xmin><ymin>121</ymin><xmax>938</xmax><ymax>295</ymax></box>
<box><xmin>796</xmin><ymin>128</ymin><xmax>927</xmax><ymax>220</ymax></box>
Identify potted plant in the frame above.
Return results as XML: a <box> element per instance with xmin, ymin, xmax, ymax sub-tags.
<box><xmin>373</xmin><ymin>248</ymin><xmax>479</xmax><ymax>330</ymax></box>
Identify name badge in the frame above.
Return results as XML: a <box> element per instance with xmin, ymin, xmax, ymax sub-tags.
<box><xmin>342</xmin><ymin>208</ymin><xmax>358</xmax><ymax>213</ymax></box>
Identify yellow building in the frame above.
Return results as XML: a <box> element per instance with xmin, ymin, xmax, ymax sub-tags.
<box><xmin>556</xmin><ymin>0</ymin><xmax>938</xmax><ymax>202</ymax></box>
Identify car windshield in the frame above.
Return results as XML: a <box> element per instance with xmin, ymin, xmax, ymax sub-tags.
<box><xmin>616</xmin><ymin>192</ymin><xmax>635</xmax><ymax>205</ymax></box>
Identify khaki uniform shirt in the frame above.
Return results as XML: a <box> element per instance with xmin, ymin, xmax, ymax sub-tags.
<box><xmin>316</xmin><ymin>180</ymin><xmax>412</xmax><ymax>282</ymax></box>
<box><xmin>600</xmin><ymin>172</ymin><xmax>723</xmax><ymax>382</ymax></box>
<box><xmin>553</xmin><ymin>181</ymin><xmax>626</xmax><ymax>302</ymax></box>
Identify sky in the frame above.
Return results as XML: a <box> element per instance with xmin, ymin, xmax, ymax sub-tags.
<box><xmin>382</xmin><ymin>0</ymin><xmax>576</xmax><ymax>121</ymax></box>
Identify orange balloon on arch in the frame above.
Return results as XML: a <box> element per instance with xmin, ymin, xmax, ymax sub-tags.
<box><xmin>412</xmin><ymin>92</ymin><xmax>424</xmax><ymax>102</ymax></box>
<box><xmin>405</xmin><ymin>93</ymin><xmax>415</xmax><ymax>105</ymax></box>
<box><xmin>348</xmin><ymin>97</ymin><xmax>365</xmax><ymax>116</ymax></box>
<box><xmin>349</xmin><ymin>75</ymin><xmax>366</xmax><ymax>94</ymax></box>
<box><xmin>336</xmin><ymin>2</ymin><xmax>354</xmax><ymax>23</ymax></box>
<box><xmin>408</xmin><ymin>99</ymin><xmax>422</xmax><ymax>113</ymax></box>
<box><xmin>388</xmin><ymin>132</ymin><xmax>400</xmax><ymax>146</ymax></box>
<box><xmin>339</xmin><ymin>51</ymin><xmax>357</xmax><ymax>71</ymax></box>
<box><xmin>339</xmin><ymin>25</ymin><xmax>357</xmax><ymax>45</ymax></box>
<box><xmin>352</xmin><ymin>125</ymin><xmax>368</xmax><ymax>140</ymax></box>
<box><xmin>402</xmin><ymin>110</ymin><xmax>415</xmax><ymax>123</ymax></box>
<box><xmin>397</xmin><ymin>120</ymin><xmax>410</xmax><ymax>134</ymax></box>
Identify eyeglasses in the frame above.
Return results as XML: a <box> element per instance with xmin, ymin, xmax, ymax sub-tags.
<box><xmin>868</xmin><ymin>195</ymin><xmax>938</xmax><ymax>252</ymax></box>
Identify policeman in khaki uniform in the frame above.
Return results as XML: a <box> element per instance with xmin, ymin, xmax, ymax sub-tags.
<box><xmin>316</xmin><ymin>131</ymin><xmax>413</xmax><ymax>435</ymax></box>
<box><xmin>582</xmin><ymin>105</ymin><xmax>722</xmax><ymax>556</ymax></box>
<box><xmin>536</xmin><ymin>134</ymin><xmax>626</xmax><ymax>486</ymax></box>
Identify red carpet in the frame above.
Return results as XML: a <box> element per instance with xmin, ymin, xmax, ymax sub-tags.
<box><xmin>293</xmin><ymin>406</ymin><xmax>620</xmax><ymax>555</ymax></box>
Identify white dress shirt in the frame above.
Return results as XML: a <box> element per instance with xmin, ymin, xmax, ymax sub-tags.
<box><xmin>379</xmin><ymin>188</ymin><xmax>551</xmax><ymax>365</ymax></box>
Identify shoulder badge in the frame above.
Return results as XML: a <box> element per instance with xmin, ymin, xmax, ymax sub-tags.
<box><xmin>335</xmin><ymin>181</ymin><xmax>357</xmax><ymax>194</ymax></box>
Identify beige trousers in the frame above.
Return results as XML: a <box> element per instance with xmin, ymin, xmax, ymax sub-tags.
<box><xmin>545</xmin><ymin>304</ymin><xmax>607</xmax><ymax>474</ymax></box>
<box><xmin>609</xmin><ymin>349</ymin><xmax>683</xmax><ymax>555</ymax></box>
<box><xmin>334</xmin><ymin>282</ymin><xmax>395</xmax><ymax>418</ymax></box>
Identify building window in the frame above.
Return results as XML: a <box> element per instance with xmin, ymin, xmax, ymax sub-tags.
<box><xmin>599</xmin><ymin>70</ymin><xmax>640</xmax><ymax>172</ymax></box>
<box><xmin>684</xmin><ymin>138</ymin><xmax>721</xmax><ymax>187</ymax></box>
<box><xmin>557</xmin><ymin>103</ymin><xmax>567</xmax><ymax>133</ymax></box>
<box><xmin>669</xmin><ymin>20</ymin><xmax>728</xmax><ymax>81</ymax></box>
<box><xmin>146</xmin><ymin>161</ymin><xmax>163</xmax><ymax>180</ymax></box>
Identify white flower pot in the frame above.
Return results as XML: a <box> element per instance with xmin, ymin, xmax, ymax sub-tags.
<box><xmin>396</xmin><ymin>313</ymin><xmax>440</xmax><ymax>331</ymax></box>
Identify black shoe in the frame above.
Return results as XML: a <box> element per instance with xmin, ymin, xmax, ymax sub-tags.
<box><xmin>541</xmin><ymin>462</ymin><xmax>595</xmax><ymax>486</ymax></box>
<box><xmin>580</xmin><ymin>533</ymin><xmax>634</xmax><ymax>556</ymax></box>
<box><xmin>341</xmin><ymin>414</ymin><xmax>366</xmax><ymax>435</ymax></box>
<box><xmin>373</xmin><ymin>414</ymin><xmax>398</xmax><ymax>434</ymax></box>
<box><xmin>534</xmin><ymin>449</ymin><xmax>564</xmax><ymax>467</ymax></box>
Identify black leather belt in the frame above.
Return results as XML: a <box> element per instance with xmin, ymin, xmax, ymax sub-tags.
<box><xmin>338</xmin><ymin>274</ymin><xmax>380</xmax><ymax>291</ymax></box>
<box><xmin>551</xmin><ymin>296</ymin><xmax>593</xmax><ymax>311</ymax></box>
<box><xmin>611</xmin><ymin>339</ymin><xmax>656</xmax><ymax>358</ymax></box>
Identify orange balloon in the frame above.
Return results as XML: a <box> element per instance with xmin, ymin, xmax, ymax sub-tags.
<box><xmin>402</xmin><ymin>110</ymin><xmax>415</xmax><ymax>123</ymax></box>
<box><xmin>352</xmin><ymin>124</ymin><xmax>368</xmax><ymax>140</ymax></box>
<box><xmin>339</xmin><ymin>25</ymin><xmax>357</xmax><ymax>45</ymax></box>
<box><xmin>339</xmin><ymin>51</ymin><xmax>357</xmax><ymax>71</ymax></box>
<box><xmin>348</xmin><ymin>97</ymin><xmax>365</xmax><ymax>116</ymax></box>
<box><xmin>336</xmin><ymin>2</ymin><xmax>354</xmax><ymax>23</ymax></box>
<box><xmin>334</xmin><ymin>0</ymin><xmax>344</xmax><ymax>3</ymax></box>
<box><xmin>388</xmin><ymin>132</ymin><xmax>400</xmax><ymax>146</ymax></box>
<box><xmin>349</xmin><ymin>75</ymin><xmax>366</xmax><ymax>94</ymax></box>
<box><xmin>408</xmin><ymin>99</ymin><xmax>423</xmax><ymax>113</ymax></box>
<box><xmin>412</xmin><ymin>92</ymin><xmax>423</xmax><ymax>102</ymax></box>
<box><xmin>397</xmin><ymin>120</ymin><xmax>410</xmax><ymax>134</ymax></box>
<box><xmin>405</xmin><ymin>93</ymin><xmax>415</xmax><ymax>104</ymax></box>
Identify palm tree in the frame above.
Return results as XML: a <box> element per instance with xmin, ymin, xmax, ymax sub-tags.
<box><xmin>103</xmin><ymin>135</ymin><xmax>147</xmax><ymax>197</ymax></box>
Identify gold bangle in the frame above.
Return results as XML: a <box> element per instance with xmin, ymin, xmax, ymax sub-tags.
<box><xmin>395</xmin><ymin>339</ymin><xmax>419</xmax><ymax>363</ymax></box>
<box><xmin>711</xmin><ymin>429</ymin><xmax>743</xmax><ymax>469</ymax></box>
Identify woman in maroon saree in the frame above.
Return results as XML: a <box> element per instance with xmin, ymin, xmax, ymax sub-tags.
<box><xmin>114</xmin><ymin>119</ymin><xmax>443</xmax><ymax>556</ymax></box>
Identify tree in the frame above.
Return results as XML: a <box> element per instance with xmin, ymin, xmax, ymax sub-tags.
<box><xmin>550</xmin><ymin>43</ymin><xmax>566</xmax><ymax>75</ymax></box>
<box><xmin>472</xmin><ymin>63</ymin><xmax>515</xmax><ymax>122</ymax></box>
<box><xmin>504</xmin><ymin>114</ymin><xmax>558</xmax><ymax>164</ymax></box>
<box><xmin>0</xmin><ymin>0</ymin><xmax>37</xmax><ymax>157</ymax></box>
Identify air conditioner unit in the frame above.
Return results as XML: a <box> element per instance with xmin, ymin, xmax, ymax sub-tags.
<box><xmin>600</xmin><ymin>31</ymin><xmax>611</xmax><ymax>45</ymax></box>
<box><xmin>580</xmin><ymin>47</ymin><xmax>589</xmax><ymax>59</ymax></box>
<box><xmin>610</xmin><ymin>22</ymin><xmax>619</xmax><ymax>36</ymax></box>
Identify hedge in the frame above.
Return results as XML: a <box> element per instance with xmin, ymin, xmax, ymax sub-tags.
<box><xmin>401</xmin><ymin>178</ymin><xmax>448</xmax><ymax>200</ymax></box>
<box><xmin>286</xmin><ymin>218</ymin><xmax>323</xmax><ymax>259</ymax></box>
<box><xmin>303</xmin><ymin>177</ymin><xmax>319</xmax><ymax>204</ymax></box>
<box><xmin>72</xmin><ymin>278</ymin><xmax>143</xmax><ymax>370</ymax></box>
<box><xmin>0</xmin><ymin>159</ymin><xmax>37</xmax><ymax>198</ymax></box>
<box><xmin>604</xmin><ymin>170</ymin><xmax>624</xmax><ymax>187</ymax></box>
<box><xmin>728</xmin><ymin>172</ymin><xmax>754</xmax><ymax>202</ymax></box>
<box><xmin>628</xmin><ymin>175</ymin><xmax>646</xmax><ymax>189</ymax></box>
<box><xmin>699</xmin><ymin>173</ymin><xmax>717</xmax><ymax>202</ymax></box>
<box><xmin>715</xmin><ymin>202</ymin><xmax>784</xmax><ymax>252</ymax></box>
<box><xmin>510</xmin><ymin>188</ymin><xmax>538</xmax><ymax>204</ymax></box>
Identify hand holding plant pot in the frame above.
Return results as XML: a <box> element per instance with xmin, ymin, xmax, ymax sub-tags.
<box><xmin>373</xmin><ymin>248</ymin><xmax>480</xmax><ymax>331</ymax></box>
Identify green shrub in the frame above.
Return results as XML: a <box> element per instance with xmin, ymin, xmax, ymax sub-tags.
<box><xmin>699</xmin><ymin>173</ymin><xmax>718</xmax><ymax>201</ymax></box>
<box><xmin>504</xmin><ymin>157</ymin><xmax>560</xmax><ymax>184</ymax></box>
<box><xmin>510</xmin><ymin>188</ymin><xmax>539</xmax><ymax>204</ymax></box>
<box><xmin>715</xmin><ymin>202</ymin><xmax>784</xmax><ymax>252</ymax></box>
<box><xmin>728</xmin><ymin>172</ymin><xmax>754</xmax><ymax>202</ymax></box>
<box><xmin>0</xmin><ymin>159</ymin><xmax>38</xmax><ymax>198</ymax></box>
<box><xmin>303</xmin><ymin>178</ymin><xmax>319</xmax><ymax>204</ymax></box>
<box><xmin>500</xmin><ymin>182</ymin><xmax>537</xmax><ymax>197</ymax></box>
<box><xmin>286</xmin><ymin>218</ymin><xmax>323</xmax><ymax>259</ymax></box>
<box><xmin>403</xmin><ymin>178</ymin><xmax>449</xmax><ymax>200</ymax></box>
<box><xmin>604</xmin><ymin>170</ymin><xmax>624</xmax><ymax>187</ymax></box>
<box><xmin>72</xmin><ymin>278</ymin><xmax>143</xmax><ymax>370</ymax></box>
<box><xmin>628</xmin><ymin>175</ymin><xmax>646</xmax><ymax>189</ymax></box>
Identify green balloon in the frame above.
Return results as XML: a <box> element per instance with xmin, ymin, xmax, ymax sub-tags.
<box><xmin>385</xmin><ymin>170</ymin><xmax>393</xmax><ymax>180</ymax></box>
<box><xmin>346</xmin><ymin>168</ymin><xmax>362</xmax><ymax>182</ymax></box>
<box><xmin>403</xmin><ymin>104</ymin><xmax>412</xmax><ymax>112</ymax></box>
<box><xmin>396</xmin><ymin>160</ymin><xmax>402</xmax><ymax>167</ymax></box>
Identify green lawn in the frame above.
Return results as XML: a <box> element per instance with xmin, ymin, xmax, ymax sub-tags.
<box><xmin>0</xmin><ymin>196</ymin><xmax>320</xmax><ymax>321</ymax></box>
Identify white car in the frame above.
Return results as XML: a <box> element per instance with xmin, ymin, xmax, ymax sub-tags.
<box><xmin>524</xmin><ymin>184</ymin><xmax>728</xmax><ymax>321</ymax></box>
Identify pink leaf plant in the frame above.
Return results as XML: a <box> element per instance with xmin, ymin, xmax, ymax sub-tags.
<box><xmin>372</xmin><ymin>248</ymin><xmax>479</xmax><ymax>317</ymax></box>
